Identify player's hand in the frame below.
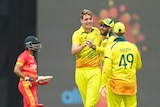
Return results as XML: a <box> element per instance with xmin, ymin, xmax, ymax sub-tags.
<box><xmin>86</xmin><ymin>39</ymin><xmax>93</xmax><ymax>48</ymax></box>
<box><xmin>100</xmin><ymin>86</ymin><xmax>107</xmax><ymax>97</ymax></box>
<box><xmin>24</xmin><ymin>77</ymin><xmax>34</xmax><ymax>81</ymax></box>
<box><xmin>86</xmin><ymin>40</ymin><xmax>96</xmax><ymax>50</ymax></box>
<box><xmin>24</xmin><ymin>77</ymin><xmax>37</xmax><ymax>87</ymax></box>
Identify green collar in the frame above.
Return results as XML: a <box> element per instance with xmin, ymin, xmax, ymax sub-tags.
<box><xmin>114</xmin><ymin>36</ymin><xmax>127</xmax><ymax>42</ymax></box>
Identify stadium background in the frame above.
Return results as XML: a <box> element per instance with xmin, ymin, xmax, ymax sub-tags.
<box><xmin>0</xmin><ymin>0</ymin><xmax>160</xmax><ymax>107</ymax></box>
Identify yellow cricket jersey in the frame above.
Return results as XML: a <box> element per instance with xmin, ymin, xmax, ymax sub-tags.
<box><xmin>96</xmin><ymin>34</ymin><xmax>115</xmax><ymax>53</ymax></box>
<box><xmin>102</xmin><ymin>36</ymin><xmax>142</xmax><ymax>95</ymax></box>
<box><xmin>72</xmin><ymin>26</ymin><xmax>102</xmax><ymax>68</ymax></box>
<box><xmin>96</xmin><ymin>33</ymin><xmax>115</xmax><ymax>65</ymax></box>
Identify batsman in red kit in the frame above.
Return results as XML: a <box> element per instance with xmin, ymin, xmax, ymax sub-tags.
<box><xmin>14</xmin><ymin>35</ymin><xmax>48</xmax><ymax>107</ymax></box>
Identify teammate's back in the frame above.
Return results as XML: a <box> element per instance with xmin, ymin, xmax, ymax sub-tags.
<box><xmin>101</xmin><ymin>22</ymin><xmax>142</xmax><ymax>107</ymax></box>
<box><xmin>108</xmin><ymin>40</ymin><xmax>142</xmax><ymax>79</ymax></box>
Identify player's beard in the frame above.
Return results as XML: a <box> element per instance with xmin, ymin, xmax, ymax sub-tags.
<box><xmin>32</xmin><ymin>50</ymin><xmax>38</xmax><ymax>57</ymax></box>
<box><xmin>100</xmin><ymin>29</ymin><xmax>108</xmax><ymax>36</ymax></box>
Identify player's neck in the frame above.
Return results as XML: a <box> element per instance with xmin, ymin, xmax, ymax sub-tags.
<box><xmin>85</xmin><ymin>29</ymin><xmax>92</xmax><ymax>33</ymax></box>
<box><xmin>27</xmin><ymin>49</ymin><xmax>34</xmax><ymax>55</ymax></box>
<box><xmin>83</xmin><ymin>26</ymin><xmax>92</xmax><ymax>33</ymax></box>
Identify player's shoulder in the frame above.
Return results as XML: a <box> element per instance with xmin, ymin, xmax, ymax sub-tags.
<box><xmin>105</xmin><ymin>41</ymin><xmax>116</xmax><ymax>49</ymax></box>
<box><xmin>72</xmin><ymin>28</ymin><xmax>80</xmax><ymax>34</ymax></box>
<box><xmin>18</xmin><ymin>50</ymin><xmax>28</xmax><ymax>59</ymax></box>
<box><xmin>92</xmin><ymin>26</ymin><xmax>100</xmax><ymax>32</ymax></box>
<box><xmin>109</xmin><ymin>35</ymin><xmax>116</xmax><ymax>39</ymax></box>
<box><xmin>127</xmin><ymin>41</ymin><xmax>138</xmax><ymax>48</ymax></box>
<box><xmin>72</xmin><ymin>26</ymin><xmax>84</xmax><ymax>36</ymax></box>
<box><xmin>108</xmin><ymin>36</ymin><xmax>116</xmax><ymax>42</ymax></box>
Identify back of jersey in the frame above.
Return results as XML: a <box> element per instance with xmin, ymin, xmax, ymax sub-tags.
<box><xmin>104</xmin><ymin>41</ymin><xmax>142</xmax><ymax>95</ymax></box>
<box><xmin>108</xmin><ymin>41</ymin><xmax>142</xmax><ymax>80</ymax></box>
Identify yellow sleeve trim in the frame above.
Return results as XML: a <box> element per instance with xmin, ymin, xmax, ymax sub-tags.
<box><xmin>16</xmin><ymin>62</ymin><xmax>23</xmax><ymax>66</ymax></box>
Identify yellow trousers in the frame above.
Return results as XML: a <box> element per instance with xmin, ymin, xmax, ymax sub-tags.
<box><xmin>107</xmin><ymin>88</ymin><xmax>137</xmax><ymax>107</ymax></box>
<box><xmin>75</xmin><ymin>67</ymin><xmax>101</xmax><ymax>107</ymax></box>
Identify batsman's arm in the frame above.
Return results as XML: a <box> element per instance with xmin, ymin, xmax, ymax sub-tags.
<box><xmin>14</xmin><ymin>63</ymin><xmax>26</xmax><ymax>79</ymax></box>
<box><xmin>14</xmin><ymin>63</ymin><xmax>33</xmax><ymax>81</ymax></box>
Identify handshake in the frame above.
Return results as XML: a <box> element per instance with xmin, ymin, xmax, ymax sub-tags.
<box><xmin>84</xmin><ymin>40</ymin><xmax>96</xmax><ymax>50</ymax></box>
<box><xmin>24</xmin><ymin>76</ymin><xmax>53</xmax><ymax>87</ymax></box>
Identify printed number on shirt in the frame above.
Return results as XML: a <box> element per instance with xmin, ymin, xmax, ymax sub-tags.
<box><xmin>119</xmin><ymin>53</ymin><xmax>134</xmax><ymax>69</ymax></box>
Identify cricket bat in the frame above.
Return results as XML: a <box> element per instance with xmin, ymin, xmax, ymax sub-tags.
<box><xmin>37</xmin><ymin>76</ymin><xmax>53</xmax><ymax>82</ymax></box>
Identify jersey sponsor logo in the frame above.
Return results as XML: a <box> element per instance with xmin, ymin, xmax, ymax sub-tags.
<box><xmin>30</xmin><ymin>64</ymin><xmax>37</xmax><ymax>70</ymax></box>
<box><xmin>29</xmin><ymin>60</ymin><xmax>34</xmax><ymax>63</ymax></box>
<box><xmin>61</xmin><ymin>87</ymin><xmax>82</xmax><ymax>104</ymax></box>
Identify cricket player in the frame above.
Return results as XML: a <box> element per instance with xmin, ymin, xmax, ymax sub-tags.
<box><xmin>87</xmin><ymin>18</ymin><xmax>115</xmax><ymax>71</ymax></box>
<box><xmin>101</xmin><ymin>22</ymin><xmax>142</xmax><ymax>107</ymax></box>
<box><xmin>88</xmin><ymin>18</ymin><xmax>115</xmax><ymax>53</ymax></box>
<box><xmin>14</xmin><ymin>35</ymin><xmax>48</xmax><ymax>107</ymax></box>
<box><xmin>71</xmin><ymin>9</ymin><xmax>102</xmax><ymax>107</ymax></box>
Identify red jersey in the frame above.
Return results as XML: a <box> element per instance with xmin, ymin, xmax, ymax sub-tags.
<box><xmin>16</xmin><ymin>50</ymin><xmax>38</xmax><ymax>80</ymax></box>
